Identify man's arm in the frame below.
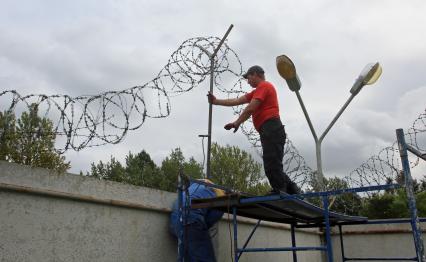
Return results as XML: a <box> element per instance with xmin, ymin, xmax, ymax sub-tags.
<box><xmin>224</xmin><ymin>99</ymin><xmax>261</xmax><ymax>132</ymax></box>
<box><xmin>207</xmin><ymin>92</ymin><xmax>248</xmax><ymax>106</ymax></box>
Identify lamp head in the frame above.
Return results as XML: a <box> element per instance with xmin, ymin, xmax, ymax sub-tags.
<box><xmin>350</xmin><ymin>62</ymin><xmax>382</xmax><ymax>95</ymax></box>
<box><xmin>276</xmin><ymin>55</ymin><xmax>301</xmax><ymax>91</ymax></box>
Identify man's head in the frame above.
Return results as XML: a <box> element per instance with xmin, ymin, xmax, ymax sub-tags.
<box><xmin>243</xmin><ymin>65</ymin><xmax>265</xmax><ymax>88</ymax></box>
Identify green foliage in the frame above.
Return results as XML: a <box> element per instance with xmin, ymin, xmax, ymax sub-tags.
<box><xmin>210</xmin><ymin>143</ymin><xmax>270</xmax><ymax>195</ymax></box>
<box><xmin>90</xmin><ymin>157</ymin><xmax>126</xmax><ymax>182</ymax></box>
<box><xmin>89</xmin><ymin>150</ymin><xmax>164</xmax><ymax>188</ymax></box>
<box><xmin>88</xmin><ymin>148</ymin><xmax>203</xmax><ymax>192</ymax></box>
<box><xmin>306</xmin><ymin>175</ymin><xmax>362</xmax><ymax>216</ymax></box>
<box><xmin>160</xmin><ymin>148</ymin><xmax>203</xmax><ymax>192</ymax></box>
<box><xmin>360</xmin><ymin>187</ymin><xmax>426</xmax><ymax>219</ymax></box>
<box><xmin>416</xmin><ymin>191</ymin><xmax>426</xmax><ymax>217</ymax></box>
<box><xmin>125</xmin><ymin>151</ymin><xmax>162</xmax><ymax>188</ymax></box>
<box><xmin>87</xmin><ymin>143</ymin><xmax>270</xmax><ymax>195</ymax></box>
<box><xmin>420</xmin><ymin>175</ymin><xmax>426</xmax><ymax>192</ymax></box>
<box><xmin>327</xmin><ymin>177</ymin><xmax>362</xmax><ymax>216</ymax></box>
<box><xmin>360</xmin><ymin>190</ymin><xmax>408</xmax><ymax>219</ymax></box>
<box><xmin>0</xmin><ymin>106</ymin><xmax>70</xmax><ymax>173</ymax></box>
<box><xmin>307</xmin><ymin>174</ymin><xmax>426</xmax><ymax>219</ymax></box>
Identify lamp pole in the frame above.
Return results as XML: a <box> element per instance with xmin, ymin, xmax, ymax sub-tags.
<box><xmin>276</xmin><ymin>55</ymin><xmax>382</xmax><ymax>190</ymax></box>
<box><xmin>198</xmin><ymin>24</ymin><xmax>233</xmax><ymax>179</ymax></box>
<box><xmin>292</xmin><ymin>90</ymin><xmax>356</xmax><ymax>189</ymax></box>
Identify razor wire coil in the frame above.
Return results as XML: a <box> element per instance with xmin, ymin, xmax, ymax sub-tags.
<box><xmin>0</xmin><ymin>35</ymin><xmax>425</xmax><ymax>197</ymax></box>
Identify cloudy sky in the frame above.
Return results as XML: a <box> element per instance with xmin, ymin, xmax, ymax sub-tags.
<box><xmin>1</xmin><ymin>0</ymin><xmax>425</xmax><ymax>179</ymax></box>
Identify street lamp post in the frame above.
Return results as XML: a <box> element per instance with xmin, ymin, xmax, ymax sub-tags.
<box><xmin>276</xmin><ymin>55</ymin><xmax>382</xmax><ymax>190</ymax></box>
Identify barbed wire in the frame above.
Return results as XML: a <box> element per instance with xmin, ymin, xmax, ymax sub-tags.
<box><xmin>235</xmin><ymin>104</ymin><xmax>426</xmax><ymax>193</ymax></box>
<box><xmin>0</xmin><ymin>37</ymin><xmax>244</xmax><ymax>153</ymax></box>
<box><xmin>344</xmin><ymin>108</ymin><xmax>426</xmax><ymax>189</ymax></box>
<box><xmin>0</xmin><ymin>35</ymin><xmax>314</xmax><ymax>187</ymax></box>
<box><xmin>1</xmin><ymin>34</ymin><xmax>424</xmax><ymax>199</ymax></box>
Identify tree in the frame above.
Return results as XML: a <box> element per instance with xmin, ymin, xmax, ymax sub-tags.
<box><xmin>209</xmin><ymin>143</ymin><xmax>270</xmax><ymax>195</ymax></box>
<box><xmin>306</xmin><ymin>176</ymin><xmax>362</xmax><ymax>216</ymax></box>
<box><xmin>419</xmin><ymin>175</ymin><xmax>426</xmax><ymax>192</ymax></box>
<box><xmin>90</xmin><ymin>151</ymin><xmax>162</xmax><ymax>187</ymax></box>
<box><xmin>0</xmin><ymin>110</ymin><xmax>17</xmax><ymax>161</ymax></box>
<box><xmin>87</xmin><ymin>144</ymin><xmax>270</xmax><ymax>195</ymax></box>
<box><xmin>0</xmin><ymin>106</ymin><xmax>70</xmax><ymax>173</ymax></box>
<box><xmin>360</xmin><ymin>192</ymin><xmax>398</xmax><ymax>219</ymax></box>
<box><xmin>160</xmin><ymin>148</ymin><xmax>203</xmax><ymax>192</ymax></box>
<box><xmin>88</xmin><ymin>148</ymin><xmax>203</xmax><ymax>192</ymax></box>
<box><xmin>416</xmin><ymin>191</ymin><xmax>426</xmax><ymax>217</ymax></box>
<box><xmin>359</xmin><ymin>187</ymin><xmax>426</xmax><ymax>219</ymax></box>
<box><xmin>90</xmin><ymin>157</ymin><xmax>126</xmax><ymax>182</ymax></box>
<box><xmin>125</xmin><ymin>150</ymin><xmax>162</xmax><ymax>188</ymax></box>
<box><xmin>360</xmin><ymin>189</ymin><xmax>410</xmax><ymax>219</ymax></box>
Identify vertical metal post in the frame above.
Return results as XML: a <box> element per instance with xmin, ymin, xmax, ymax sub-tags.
<box><xmin>316</xmin><ymin>93</ymin><xmax>355</xmax><ymax>189</ymax></box>
<box><xmin>396</xmin><ymin>128</ymin><xmax>425</xmax><ymax>262</ymax></box>
<box><xmin>233</xmin><ymin>206</ymin><xmax>239</xmax><ymax>262</ymax></box>
<box><xmin>206</xmin><ymin>24</ymin><xmax>233</xmax><ymax>179</ymax></box>
<box><xmin>291</xmin><ymin>224</ymin><xmax>298</xmax><ymax>262</ymax></box>
<box><xmin>338</xmin><ymin>225</ymin><xmax>346</xmax><ymax>262</ymax></box>
<box><xmin>177</xmin><ymin>174</ymin><xmax>184</xmax><ymax>262</ymax></box>
<box><xmin>322</xmin><ymin>196</ymin><xmax>334</xmax><ymax>262</ymax></box>
<box><xmin>206</xmin><ymin>57</ymin><xmax>215</xmax><ymax>179</ymax></box>
<box><xmin>294</xmin><ymin>90</ymin><xmax>322</xmax><ymax>188</ymax></box>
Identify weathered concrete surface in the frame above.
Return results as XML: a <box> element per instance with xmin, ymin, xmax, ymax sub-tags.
<box><xmin>331</xmin><ymin>222</ymin><xmax>426</xmax><ymax>262</ymax></box>
<box><xmin>0</xmin><ymin>161</ymin><xmax>177</xmax><ymax>262</ymax></box>
<box><xmin>0</xmin><ymin>161</ymin><xmax>322</xmax><ymax>262</ymax></box>
<box><xmin>216</xmin><ymin>218</ymin><xmax>322</xmax><ymax>262</ymax></box>
<box><xmin>1</xmin><ymin>161</ymin><xmax>424</xmax><ymax>262</ymax></box>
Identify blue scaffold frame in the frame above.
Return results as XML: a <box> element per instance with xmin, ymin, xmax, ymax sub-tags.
<box><xmin>176</xmin><ymin>128</ymin><xmax>425</xmax><ymax>262</ymax></box>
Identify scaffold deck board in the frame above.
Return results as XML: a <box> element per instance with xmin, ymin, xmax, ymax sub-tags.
<box><xmin>191</xmin><ymin>193</ymin><xmax>367</xmax><ymax>225</ymax></box>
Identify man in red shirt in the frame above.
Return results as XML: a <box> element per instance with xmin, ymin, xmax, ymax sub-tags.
<box><xmin>208</xmin><ymin>65</ymin><xmax>299</xmax><ymax>194</ymax></box>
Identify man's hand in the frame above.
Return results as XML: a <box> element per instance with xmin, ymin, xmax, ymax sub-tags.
<box><xmin>207</xmin><ymin>92</ymin><xmax>216</xmax><ymax>104</ymax></box>
<box><xmin>224</xmin><ymin>122</ymin><xmax>240</xmax><ymax>133</ymax></box>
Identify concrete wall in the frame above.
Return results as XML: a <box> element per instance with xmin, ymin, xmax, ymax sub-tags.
<box><xmin>0</xmin><ymin>161</ymin><xmax>177</xmax><ymax>262</ymax></box>
<box><xmin>0</xmin><ymin>161</ymin><xmax>321</xmax><ymax>262</ymax></box>
<box><xmin>1</xmin><ymin>161</ymin><xmax>424</xmax><ymax>262</ymax></box>
<box><xmin>331</xmin><ymin>222</ymin><xmax>426</xmax><ymax>262</ymax></box>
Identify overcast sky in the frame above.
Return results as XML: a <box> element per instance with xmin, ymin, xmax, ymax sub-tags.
<box><xmin>1</xmin><ymin>0</ymin><xmax>425</xmax><ymax>180</ymax></box>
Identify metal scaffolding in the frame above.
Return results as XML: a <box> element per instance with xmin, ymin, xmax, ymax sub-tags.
<box><xmin>176</xmin><ymin>128</ymin><xmax>425</xmax><ymax>262</ymax></box>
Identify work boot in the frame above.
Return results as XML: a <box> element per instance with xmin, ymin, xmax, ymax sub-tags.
<box><xmin>268</xmin><ymin>188</ymin><xmax>288</xmax><ymax>195</ymax></box>
<box><xmin>286</xmin><ymin>181</ymin><xmax>301</xmax><ymax>195</ymax></box>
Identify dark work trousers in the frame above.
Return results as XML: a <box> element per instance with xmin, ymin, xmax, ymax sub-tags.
<box><xmin>259</xmin><ymin>118</ymin><xmax>291</xmax><ymax>192</ymax></box>
<box><xmin>184</xmin><ymin>221</ymin><xmax>216</xmax><ymax>262</ymax></box>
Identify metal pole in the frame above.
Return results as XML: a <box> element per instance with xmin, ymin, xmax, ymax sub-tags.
<box><xmin>294</xmin><ymin>90</ymin><xmax>324</xmax><ymax>189</ymax></box>
<box><xmin>322</xmin><ymin>196</ymin><xmax>334</xmax><ymax>262</ymax></box>
<box><xmin>339</xmin><ymin>225</ymin><xmax>346</xmax><ymax>262</ymax></box>
<box><xmin>233</xmin><ymin>206</ymin><xmax>239</xmax><ymax>262</ymax></box>
<box><xmin>407</xmin><ymin>144</ymin><xmax>426</xmax><ymax>161</ymax></box>
<box><xmin>396</xmin><ymin>128</ymin><xmax>425</xmax><ymax>262</ymax></box>
<box><xmin>294</xmin><ymin>89</ymin><xmax>356</xmax><ymax>190</ymax></box>
<box><xmin>177</xmin><ymin>174</ymin><xmax>184</xmax><ymax>262</ymax></box>
<box><xmin>238</xmin><ymin>219</ymin><xmax>261</xmax><ymax>260</ymax></box>
<box><xmin>318</xmin><ymin>93</ymin><xmax>355</xmax><ymax>143</ymax></box>
<box><xmin>206</xmin><ymin>57</ymin><xmax>215</xmax><ymax>179</ymax></box>
<box><xmin>206</xmin><ymin>24</ymin><xmax>233</xmax><ymax>179</ymax></box>
<box><xmin>291</xmin><ymin>224</ymin><xmax>298</xmax><ymax>262</ymax></box>
<box><xmin>316</xmin><ymin>93</ymin><xmax>355</xmax><ymax>190</ymax></box>
<box><xmin>294</xmin><ymin>90</ymin><xmax>318</xmax><ymax>142</ymax></box>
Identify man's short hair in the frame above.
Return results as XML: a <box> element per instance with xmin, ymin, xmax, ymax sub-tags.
<box><xmin>243</xmin><ymin>65</ymin><xmax>265</xmax><ymax>79</ymax></box>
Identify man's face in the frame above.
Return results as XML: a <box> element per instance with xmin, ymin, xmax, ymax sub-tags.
<box><xmin>246</xmin><ymin>73</ymin><xmax>263</xmax><ymax>88</ymax></box>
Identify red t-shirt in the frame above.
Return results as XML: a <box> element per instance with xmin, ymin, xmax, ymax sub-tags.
<box><xmin>245</xmin><ymin>81</ymin><xmax>280</xmax><ymax>131</ymax></box>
